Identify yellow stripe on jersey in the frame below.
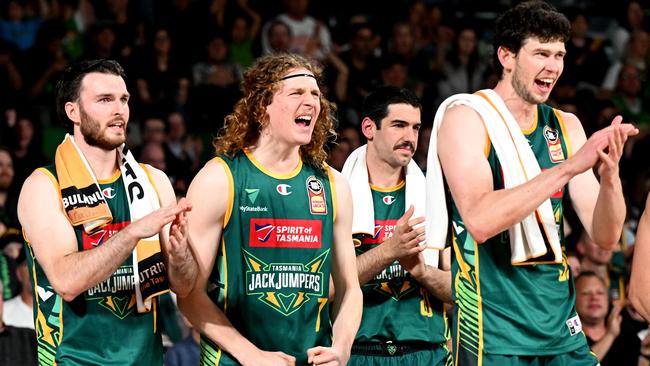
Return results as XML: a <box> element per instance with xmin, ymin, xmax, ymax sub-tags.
<box><xmin>244</xmin><ymin>148</ymin><xmax>302</xmax><ymax>179</ymax></box>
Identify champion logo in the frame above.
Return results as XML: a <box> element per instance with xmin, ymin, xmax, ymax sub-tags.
<box><xmin>382</xmin><ymin>195</ymin><xmax>395</xmax><ymax>205</ymax></box>
<box><xmin>102</xmin><ymin>187</ymin><xmax>116</xmax><ymax>199</ymax></box>
<box><xmin>254</xmin><ymin>223</ymin><xmax>275</xmax><ymax>242</ymax></box>
<box><xmin>276</xmin><ymin>184</ymin><xmax>292</xmax><ymax>196</ymax></box>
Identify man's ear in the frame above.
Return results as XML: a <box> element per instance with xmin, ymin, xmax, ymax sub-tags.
<box><xmin>361</xmin><ymin>117</ymin><xmax>376</xmax><ymax>140</ymax></box>
<box><xmin>65</xmin><ymin>101</ymin><xmax>81</xmax><ymax>126</ymax></box>
<box><xmin>497</xmin><ymin>46</ymin><xmax>515</xmax><ymax>74</ymax></box>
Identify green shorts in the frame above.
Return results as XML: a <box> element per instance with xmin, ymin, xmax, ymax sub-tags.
<box><xmin>349</xmin><ymin>341</ymin><xmax>451</xmax><ymax>366</ymax></box>
<box><xmin>455</xmin><ymin>345</ymin><xmax>599</xmax><ymax>366</ymax></box>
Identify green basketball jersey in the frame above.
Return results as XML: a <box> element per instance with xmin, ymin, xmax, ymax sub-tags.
<box><xmin>353</xmin><ymin>182</ymin><xmax>447</xmax><ymax>345</ymax></box>
<box><xmin>25</xmin><ymin>165</ymin><xmax>163</xmax><ymax>366</ymax></box>
<box><xmin>451</xmin><ymin>104</ymin><xmax>588</xmax><ymax>356</ymax></box>
<box><xmin>201</xmin><ymin>151</ymin><xmax>335</xmax><ymax>366</ymax></box>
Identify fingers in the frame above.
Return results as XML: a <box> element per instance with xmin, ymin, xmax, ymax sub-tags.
<box><xmin>610</xmin><ymin>115</ymin><xmax>623</xmax><ymax>126</ymax></box>
<box><xmin>306</xmin><ymin>347</ymin><xmax>336</xmax><ymax>365</ymax></box>
<box><xmin>399</xmin><ymin>205</ymin><xmax>415</xmax><ymax>224</ymax></box>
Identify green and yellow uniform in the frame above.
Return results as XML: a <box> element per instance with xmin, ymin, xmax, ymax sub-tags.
<box><xmin>201</xmin><ymin>151</ymin><xmax>336</xmax><ymax>366</ymax></box>
<box><xmin>451</xmin><ymin>104</ymin><xmax>598</xmax><ymax>365</ymax></box>
<box><xmin>350</xmin><ymin>182</ymin><xmax>451</xmax><ymax>366</ymax></box>
<box><xmin>25</xmin><ymin>165</ymin><xmax>163</xmax><ymax>366</ymax></box>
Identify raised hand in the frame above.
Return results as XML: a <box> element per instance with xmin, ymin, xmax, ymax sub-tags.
<box><xmin>570</xmin><ymin>116</ymin><xmax>638</xmax><ymax>175</ymax></box>
<box><xmin>384</xmin><ymin>205</ymin><xmax>426</xmax><ymax>261</ymax></box>
<box><xmin>168</xmin><ymin>198</ymin><xmax>192</xmax><ymax>258</ymax></box>
<box><xmin>127</xmin><ymin>201</ymin><xmax>192</xmax><ymax>240</ymax></box>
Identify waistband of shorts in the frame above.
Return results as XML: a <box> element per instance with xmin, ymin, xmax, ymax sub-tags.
<box><xmin>351</xmin><ymin>340</ymin><xmax>436</xmax><ymax>356</ymax></box>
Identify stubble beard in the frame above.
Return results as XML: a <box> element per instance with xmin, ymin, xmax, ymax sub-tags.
<box><xmin>512</xmin><ymin>63</ymin><xmax>548</xmax><ymax>105</ymax></box>
<box><xmin>79</xmin><ymin>106</ymin><xmax>125</xmax><ymax>150</ymax></box>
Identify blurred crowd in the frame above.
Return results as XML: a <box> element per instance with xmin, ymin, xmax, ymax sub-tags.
<box><xmin>1</xmin><ymin>0</ymin><xmax>650</xmax><ymax>365</ymax></box>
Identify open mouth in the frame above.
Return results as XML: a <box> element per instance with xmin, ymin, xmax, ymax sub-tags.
<box><xmin>535</xmin><ymin>78</ymin><xmax>554</xmax><ymax>90</ymax></box>
<box><xmin>295</xmin><ymin>114</ymin><xmax>312</xmax><ymax>127</ymax></box>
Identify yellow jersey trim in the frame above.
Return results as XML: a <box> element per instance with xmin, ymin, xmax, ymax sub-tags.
<box><xmin>97</xmin><ymin>169</ymin><xmax>121</xmax><ymax>184</ymax></box>
<box><xmin>326</xmin><ymin>165</ymin><xmax>338</xmax><ymax>223</ymax></box>
<box><xmin>369</xmin><ymin>180</ymin><xmax>405</xmax><ymax>192</ymax></box>
<box><xmin>244</xmin><ymin>149</ymin><xmax>302</xmax><ymax>179</ymax></box>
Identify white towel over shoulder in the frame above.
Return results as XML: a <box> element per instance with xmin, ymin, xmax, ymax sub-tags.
<box><xmin>426</xmin><ymin>89</ymin><xmax>562</xmax><ymax>264</ymax></box>
<box><xmin>342</xmin><ymin>145</ymin><xmax>439</xmax><ymax>267</ymax></box>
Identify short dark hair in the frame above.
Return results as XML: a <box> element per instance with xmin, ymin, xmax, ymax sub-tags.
<box><xmin>362</xmin><ymin>86</ymin><xmax>421</xmax><ymax>129</ymax></box>
<box><xmin>575</xmin><ymin>271</ymin><xmax>607</xmax><ymax>288</ymax></box>
<box><xmin>55</xmin><ymin>59</ymin><xmax>127</xmax><ymax>129</ymax></box>
<box><xmin>492</xmin><ymin>1</ymin><xmax>570</xmax><ymax>78</ymax></box>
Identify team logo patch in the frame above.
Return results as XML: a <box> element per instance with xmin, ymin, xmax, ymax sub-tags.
<box><xmin>249</xmin><ymin>218</ymin><xmax>322</xmax><ymax>248</ymax></box>
<box><xmin>306</xmin><ymin>176</ymin><xmax>327</xmax><ymax>215</ymax></box>
<box><xmin>102</xmin><ymin>187</ymin><xmax>116</xmax><ymax>199</ymax></box>
<box><xmin>543</xmin><ymin>126</ymin><xmax>565</xmax><ymax>163</ymax></box>
<box><xmin>276</xmin><ymin>184</ymin><xmax>292</xmax><ymax>196</ymax></box>
<box><xmin>362</xmin><ymin>219</ymin><xmax>397</xmax><ymax>245</ymax></box>
<box><xmin>82</xmin><ymin>221</ymin><xmax>129</xmax><ymax>250</ymax></box>
<box><xmin>86</xmin><ymin>264</ymin><xmax>138</xmax><ymax>319</ymax></box>
<box><xmin>243</xmin><ymin>249</ymin><xmax>329</xmax><ymax>316</ymax></box>
<box><xmin>382</xmin><ymin>195</ymin><xmax>395</xmax><ymax>205</ymax></box>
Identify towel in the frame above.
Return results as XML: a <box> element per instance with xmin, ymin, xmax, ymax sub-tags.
<box><xmin>342</xmin><ymin>144</ymin><xmax>439</xmax><ymax>267</ymax></box>
<box><xmin>55</xmin><ymin>135</ymin><xmax>170</xmax><ymax>312</ymax></box>
<box><xmin>426</xmin><ymin>90</ymin><xmax>562</xmax><ymax>264</ymax></box>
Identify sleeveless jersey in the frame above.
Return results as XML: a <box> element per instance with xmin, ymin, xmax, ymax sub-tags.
<box><xmin>201</xmin><ymin>151</ymin><xmax>335</xmax><ymax>366</ymax></box>
<box><xmin>451</xmin><ymin>104</ymin><xmax>587</xmax><ymax>355</ymax></box>
<box><xmin>25</xmin><ymin>165</ymin><xmax>162</xmax><ymax>366</ymax></box>
<box><xmin>353</xmin><ymin>182</ymin><xmax>447</xmax><ymax>345</ymax></box>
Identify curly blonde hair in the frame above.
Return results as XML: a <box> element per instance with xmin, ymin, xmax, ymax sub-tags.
<box><xmin>214</xmin><ymin>53</ymin><xmax>337</xmax><ymax>169</ymax></box>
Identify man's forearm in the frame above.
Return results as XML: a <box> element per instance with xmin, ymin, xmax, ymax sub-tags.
<box><xmin>415</xmin><ymin>266</ymin><xmax>452</xmax><ymax>303</ymax></box>
<box><xmin>330</xmin><ymin>285</ymin><xmax>362</xmax><ymax>356</ymax></box>
<box><xmin>592</xmin><ymin>176</ymin><xmax>626</xmax><ymax>249</ymax></box>
<box><xmin>356</xmin><ymin>243</ymin><xmax>395</xmax><ymax>285</ymax></box>
<box><xmin>50</xmin><ymin>226</ymin><xmax>139</xmax><ymax>301</ymax></box>
<box><xmin>166</xmin><ymin>246</ymin><xmax>198</xmax><ymax>297</ymax></box>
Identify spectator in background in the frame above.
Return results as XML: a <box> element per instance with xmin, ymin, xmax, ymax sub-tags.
<box><xmin>190</xmin><ymin>32</ymin><xmax>241</xmax><ymax>133</ymax></box>
<box><xmin>610</xmin><ymin>0</ymin><xmax>648</xmax><ymax>64</ymax></box>
<box><xmin>0</xmin><ymin>0</ymin><xmax>43</xmax><ymax>52</ymax></box>
<box><xmin>612</xmin><ymin>63</ymin><xmax>650</xmax><ymax>130</ymax></box>
<box><xmin>2</xmin><ymin>248</ymin><xmax>33</xmax><ymax>330</ymax></box>
<box><xmin>602</xmin><ymin>29</ymin><xmax>650</xmax><ymax>94</ymax></box>
<box><xmin>339</xmin><ymin>22</ymin><xmax>380</xmax><ymax>124</ymax></box>
<box><xmin>228</xmin><ymin>0</ymin><xmax>262</xmax><ymax>69</ymax></box>
<box><xmin>564</xmin><ymin>9</ymin><xmax>610</xmax><ymax>92</ymax></box>
<box><xmin>21</xmin><ymin>20</ymin><xmax>68</xmax><ymax>126</ymax></box>
<box><xmin>82</xmin><ymin>21</ymin><xmax>119</xmax><ymax>60</ymax></box>
<box><xmin>437</xmin><ymin>25</ymin><xmax>486</xmax><ymax>103</ymax></box>
<box><xmin>0</xmin><ymin>280</ymin><xmax>37</xmax><ymax>366</ymax></box>
<box><xmin>577</xmin><ymin>272</ymin><xmax>644</xmax><ymax>365</ymax></box>
<box><xmin>0</xmin><ymin>148</ymin><xmax>17</xmax><ymax>233</ymax></box>
<box><xmin>576</xmin><ymin>230</ymin><xmax>625</xmax><ymax>301</ymax></box>
<box><xmin>133</xmin><ymin>26</ymin><xmax>190</xmax><ymax>115</ymax></box>
<box><xmin>261</xmin><ymin>0</ymin><xmax>332</xmax><ymax>60</ymax></box>
<box><xmin>9</xmin><ymin>113</ymin><xmax>46</xmax><ymax>186</ymax></box>
<box><xmin>0</xmin><ymin>40</ymin><xmax>23</xmax><ymax>113</ymax></box>
<box><xmin>265</xmin><ymin>19</ymin><xmax>292</xmax><ymax>54</ymax></box>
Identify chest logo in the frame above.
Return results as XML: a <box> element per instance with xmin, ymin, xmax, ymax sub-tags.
<box><xmin>543</xmin><ymin>126</ymin><xmax>566</xmax><ymax>163</ymax></box>
<box><xmin>243</xmin><ymin>249</ymin><xmax>329</xmax><ymax>316</ymax></box>
<box><xmin>102</xmin><ymin>187</ymin><xmax>116</xmax><ymax>199</ymax></box>
<box><xmin>276</xmin><ymin>184</ymin><xmax>292</xmax><ymax>196</ymax></box>
<box><xmin>382</xmin><ymin>195</ymin><xmax>395</xmax><ymax>205</ymax></box>
<box><xmin>249</xmin><ymin>218</ymin><xmax>322</xmax><ymax>249</ymax></box>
